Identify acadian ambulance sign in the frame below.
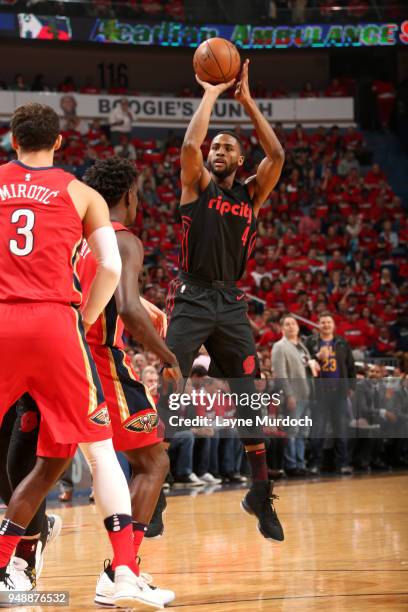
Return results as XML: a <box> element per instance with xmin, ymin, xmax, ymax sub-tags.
<box><xmin>12</xmin><ymin>14</ymin><xmax>408</xmax><ymax>49</ymax></box>
<box><xmin>0</xmin><ymin>92</ymin><xmax>354</xmax><ymax>127</ymax></box>
<box><xmin>90</xmin><ymin>20</ymin><xmax>408</xmax><ymax>49</ymax></box>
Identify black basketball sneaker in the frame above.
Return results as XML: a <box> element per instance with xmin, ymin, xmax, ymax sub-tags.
<box><xmin>241</xmin><ymin>481</ymin><xmax>284</xmax><ymax>541</ymax></box>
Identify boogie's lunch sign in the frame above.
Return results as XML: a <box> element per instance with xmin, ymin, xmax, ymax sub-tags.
<box><xmin>1</xmin><ymin>91</ymin><xmax>355</xmax><ymax>127</ymax></box>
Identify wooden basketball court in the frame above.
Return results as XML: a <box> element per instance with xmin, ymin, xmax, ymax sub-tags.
<box><xmin>29</xmin><ymin>473</ymin><xmax>408</xmax><ymax>611</ymax></box>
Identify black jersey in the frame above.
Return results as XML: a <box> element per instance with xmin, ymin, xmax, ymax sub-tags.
<box><xmin>179</xmin><ymin>179</ymin><xmax>257</xmax><ymax>281</ymax></box>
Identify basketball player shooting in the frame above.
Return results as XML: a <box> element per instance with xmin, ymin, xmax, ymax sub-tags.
<box><xmin>164</xmin><ymin>60</ymin><xmax>285</xmax><ymax>541</ymax></box>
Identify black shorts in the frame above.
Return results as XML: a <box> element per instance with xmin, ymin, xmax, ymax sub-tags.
<box><xmin>0</xmin><ymin>395</ymin><xmax>40</xmax><ymax>438</ymax></box>
<box><xmin>166</xmin><ymin>275</ymin><xmax>259</xmax><ymax>379</ymax></box>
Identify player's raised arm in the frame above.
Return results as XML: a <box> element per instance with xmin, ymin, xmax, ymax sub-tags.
<box><xmin>114</xmin><ymin>230</ymin><xmax>182</xmax><ymax>382</ymax></box>
<box><xmin>236</xmin><ymin>60</ymin><xmax>285</xmax><ymax>216</ymax></box>
<box><xmin>180</xmin><ymin>76</ymin><xmax>235</xmax><ymax>204</ymax></box>
<box><xmin>68</xmin><ymin>180</ymin><xmax>122</xmax><ymax>328</ymax></box>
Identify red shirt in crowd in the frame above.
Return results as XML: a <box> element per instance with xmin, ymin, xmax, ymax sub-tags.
<box><xmin>337</xmin><ymin>320</ymin><xmax>368</xmax><ymax>348</ymax></box>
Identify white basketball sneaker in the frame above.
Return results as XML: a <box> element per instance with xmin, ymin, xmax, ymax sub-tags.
<box><xmin>95</xmin><ymin>560</ymin><xmax>175</xmax><ymax>608</ymax></box>
<box><xmin>6</xmin><ymin>513</ymin><xmax>62</xmax><ymax>590</ymax></box>
<box><xmin>8</xmin><ymin>557</ymin><xmax>36</xmax><ymax>591</ymax></box>
<box><xmin>0</xmin><ymin>567</ymin><xmax>17</xmax><ymax>592</ymax></box>
<box><xmin>114</xmin><ymin>565</ymin><xmax>165</xmax><ymax>609</ymax></box>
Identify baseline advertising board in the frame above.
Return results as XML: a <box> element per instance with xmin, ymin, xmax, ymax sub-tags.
<box><xmin>0</xmin><ymin>92</ymin><xmax>354</xmax><ymax>127</ymax></box>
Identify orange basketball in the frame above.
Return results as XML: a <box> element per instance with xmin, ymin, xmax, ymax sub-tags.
<box><xmin>193</xmin><ymin>37</ymin><xmax>241</xmax><ymax>85</ymax></box>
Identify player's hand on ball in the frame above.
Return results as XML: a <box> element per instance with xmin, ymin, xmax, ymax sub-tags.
<box><xmin>195</xmin><ymin>75</ymin><xmax>236</xmax><ymax>96</ymax></box>
<box><xmin>234</xmin><ymin>59</ymin><xmax>251</xmax><ymax>104</ymax></box>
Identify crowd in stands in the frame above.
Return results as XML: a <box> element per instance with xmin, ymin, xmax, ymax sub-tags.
<box><xmin>1</xmin><ymin>74</ymin><xmax>363</xmax><ymax>100</ymax></box>
<box><xmin>118</xmin><ymin>118</ymin><xmax>408</xmax><ymax>482</ymax></box>
<box><xmin>113</xmin><ymin>121</ymin><xmax>405</xmax><ymax>367</ymax></box>
<box><xmin>120</xmin><ymin>347</ymin><xmax>408</xmax><ymax>485</ymax></box>
<box><xmin>1</xmin><ymin>91</ymin><xmax>407</xmax><ymax>486</ymax></box>
<box><xmin>59</xmin><ymin>348</ymin><xmax>408</xmax><ymax>493</ymax></box>
<box><xmin>180</xmin><ymin>77</ymin><xmax>361</xmax><ymax>101</ymax></box>
<box><xmin>0</xmin><ymin>0</ymin><xmax>185</xmax><ymax>21</ymax></box>
<box><xmin>0</xmin><ymin>112</ymin><xmax>406</xmax><ymax>365</ymax></box>
<box><xmin>268</xmin><ymin>0</ymin><xmax>406</xmax><ymax>23</ymax></box>
<box><xmin>1</xmin><ymin>0</ymin><xmax>405</xmax><ymax>24</ymax></box>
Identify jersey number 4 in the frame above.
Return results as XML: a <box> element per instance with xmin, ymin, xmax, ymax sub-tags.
<box><xmin>9</xmin><ymin>209</ymin><xmax>35</xmax><ymax>257</ymax></box>
<box><xmin>241</xmin><ymin>226</ymin><xmax>250</xmax><ymax>246</ymax></box>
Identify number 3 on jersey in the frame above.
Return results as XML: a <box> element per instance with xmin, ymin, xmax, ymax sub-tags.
<box><xmin>9</xmin><ymin>209</ymin><xmax>35</xmax><ymax>256</ymax></box>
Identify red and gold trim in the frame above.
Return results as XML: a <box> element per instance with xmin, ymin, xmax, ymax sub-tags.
<box><xmin>107</xmin><ymin>348</ymin><xmax>130</xmax><ymax>423</ymax></box>
<box><xmin>72</xmin><ymin>308</ymin><xmax>98</xmax><ymax>416</ymax></box>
